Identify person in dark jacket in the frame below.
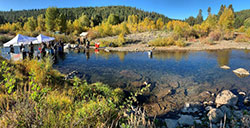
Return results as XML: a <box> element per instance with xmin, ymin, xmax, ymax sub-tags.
<box><xmin>10</xmin><ymin>45</ymin><xmax>14</xmax><ymax>53</ymax></box>
<box><xmin>41</xmin><ymin>42</ymin><xmax>46</xmax><ymax>57</ymax></box>
<box><xmin>20</xmin><ymin>44</ymin><xmax>26</xmax><ymax>59</ymax></box>
<box><xmin>29</xmin><ymin>42</ymin><xmax>34</xmax><ymax>59</ymax></box>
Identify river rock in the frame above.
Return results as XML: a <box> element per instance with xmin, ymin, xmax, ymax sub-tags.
<box><xmin>219</xmin><ymin>105</ymin><xmax>232</xmax><ymax>118</ymax></box>
<box><xmin>244</xmin><ymin>97</ymin><xmax>250</xmax><ymax>106</ymax></box>
<box><xmin>181</xmin><ymin>102</ymin><xmax>202</xmax><ymax>113</ymax></box>
<box><xmin>215</xmin><ymin>90</ymin><xmax>238</xmax><ymax>107</ymax></box>
<box><xmin>178</xmin><ymin>115</ymin><xmax>194</xmax><ymax>126</ymax></box>
<box><xmin>239</xmin><ymin>91</ymin><xmax>246</xmax><ymax>96</ymax></box>
<box><xmin>207</xmin><ymin>108</ymin><xmax>224</xmax><ymax>123</ymax></box>
<box><xmin>233</xmin><ymin>111</ymin><xmax>243</xmax><ymax>120</ymax></box>
<box><xmin>165</xmin><ymin>119</ymin><xmax>178</xmax><ymax>128</ymax></box>
<box><xmin>194</xmin><ymin>120</ymin><xmax>202</xmax><ymax>124</ymax></box>
<box><xmin>241</xmin><ymin>115</ymin><xmax>250</xmax><ymax>128</ymax></box>
<box><xmin>233</xmin><ymin>68</ymin><xmax>250</xmax><ymax>76</ymax></box>
<box><xmin>220</xmin><ymin>65</ymin><xmax>230</xmax><ymax>70</ymax></box>
<box><xmin>205</xmin><ymin>106</ymin><xmax>213</xmax><ymax>111</ymax></box>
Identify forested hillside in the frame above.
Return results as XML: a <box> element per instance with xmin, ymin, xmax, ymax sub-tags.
<box><xmin>0</xmin><ymin>6</ymin><xmax>170</xmax><ymax>25</ymax></box>
<box><xmin>234</xmin><ymin>9</ymin><xmax>250</xmax><ymax>28</ymax></box>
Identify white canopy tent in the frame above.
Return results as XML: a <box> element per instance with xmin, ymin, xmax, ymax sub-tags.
<box><xmin>80</xmin><ymin>32</ymin><xmax>88</xmax><ymax>37</ymax></box>
<box><xmin>3</xmin><ymin>34</ymin><xmax>37</xmax><ymax>47</ymax></box>
<box><xmin>32</xmin><ymin>34</ymin><xmax>55</xmax><ymax>44</ymax></box>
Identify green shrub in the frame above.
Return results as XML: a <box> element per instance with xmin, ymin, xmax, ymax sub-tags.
<box><xmin>174</xmin><ymin>39</ymin><xmax>187</xmax><ymax>47</ymax></box>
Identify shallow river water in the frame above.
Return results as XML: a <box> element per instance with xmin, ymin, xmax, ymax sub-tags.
<box><xmin>1</xmin><ymin>48</ymin><xmax>250</xmax><ymax>116</ymax></box>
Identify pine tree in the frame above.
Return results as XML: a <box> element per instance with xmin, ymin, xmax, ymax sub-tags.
<box><xmin>196</xmin><ymin>9</ymin><xmax>203</xmax><ymax>24</ymax></box>
<box><xmin>207</xmin><ymin>7</ymin><xmax>211</xmax><ymax>16</ymax></box>
<box><xmin>45</xmin><ymin>7</ymin><xmax>59</xmax><ymax>32</ymax></box>
<box><xmin>107</xmin><ymin>14</ymin><xmax>120</xmax><ymax>25</ymax></box>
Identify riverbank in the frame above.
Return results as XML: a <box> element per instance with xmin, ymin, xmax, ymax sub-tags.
<box><xmin>92</xmin><ymin>31</ymin><xmax>250</xmax><ymax>52</ymax></box>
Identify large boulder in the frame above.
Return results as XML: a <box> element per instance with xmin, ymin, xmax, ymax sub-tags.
<box><xmin>207</xmin><ymin>108</ymin><xmax>224</xmax><ymax>123</ymax></box>
<box><xmin>178</xmin><ymin>115</ymin><xmax>194</xmax><ymax>126</ymax></box>
<box><xmin>215</xmin><ymin>90</ymin><xmax>238</xmax><ymax>107</ymax></box>
<box><xmin>165</xmin><ymin>119</ymin><xmax>178</xmax><ymax>128</ymax></box>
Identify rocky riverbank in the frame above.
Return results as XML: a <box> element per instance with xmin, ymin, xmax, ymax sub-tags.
<box><xmin>92</xmin><ymin>31</ymin><xmax>250</xmax><ymax>52</ymax></box>
<box><xmin>156</xmin><ymin>90</ymin><xmax>250</xmax><ymax>128</ymax></box>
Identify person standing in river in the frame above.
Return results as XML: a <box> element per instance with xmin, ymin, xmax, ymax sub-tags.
<box><xmin>29</xmin><ymin>42</ymin><xmax>34</xmax><ymax>59</ymax></box>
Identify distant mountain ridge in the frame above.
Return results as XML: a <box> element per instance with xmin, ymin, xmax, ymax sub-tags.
<box><xmin>0</xmin><ymin>6</ymin><xmax>171</xmax><ymax>24</ymax></box>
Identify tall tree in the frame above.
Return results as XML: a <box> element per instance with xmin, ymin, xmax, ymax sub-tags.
<box><xmin>207</xmin><ymin>7</ymin><xmax>211</xmax><ymax>16</ymax></box>
<box><xmin>0</xmin><ymin>15</ymin><xmax>6</xmax><ymax>24</ymax></box>
<box><xmin>45</xmin><ymin>7</ymin><xmax>59</xmax><ymax>32</ymax></box>
<box><xmin>36</xmin><ymin>14</ymin><xmax>45</xmax><ymax>31</ymax></box>
<box><xmin>156</xmin><ymin>18</ymin><xmax>164</xmax><ymax>30</ymax></box>
<box><xmin>23</xmin><ymin>17</ymin><xmax>37</xmax><ymax>32</ymax></box>
<box><xmin>185</xmin><ymin>16</ymin><xmax>196</xmax><ymax>26</ymax></box>
<box><xmin>55</xmin><ymin>14</ymin><xmax>67</xmax><ymax>33</ymax></box>
<box><xmin>218</xmin><ymin>7</ymin><xmax>235</xmax><ymax>31</ymax></box>
<box><xmin>228</xmin><ymin>4</ymin><xmax>234</xmax><ymax>13</ymax></box>
<box><xmin>107</xmin><ymin>14</ymin><xmax>120</xmax><ymax>25</ymax></box>
<box><xmin>196</xmin><ymin>9</ymin><xmax>203</xmax><ymax>24</ymax></box>
<box><xmin>78</xmin><ymin>14</ymin><xmax>90</xmax><ymax>27</ymax></box>
<box><xmin>218</xmin><ymin>5</ymin><xmax>225</xmax><ymax>19</ymax></box>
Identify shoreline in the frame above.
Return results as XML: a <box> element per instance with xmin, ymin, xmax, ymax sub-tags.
<box><xmin>92</xmin><ymin>31</ymin><xmax>250</xmax><ymax>52</ymax></box>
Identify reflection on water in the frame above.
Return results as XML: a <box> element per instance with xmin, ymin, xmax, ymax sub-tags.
<box><xmin>1</xmin><ymin>47</ymin><xmax>250</xmax><ymax>115</ymax></box>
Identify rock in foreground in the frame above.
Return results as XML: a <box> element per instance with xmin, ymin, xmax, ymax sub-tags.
<box><xmin>215</xmin><ymin>90</ymin><xmax>238</xmax><ymax>107</ymax></box>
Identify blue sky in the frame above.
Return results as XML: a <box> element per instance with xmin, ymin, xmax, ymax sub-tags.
<box><xmin>0</xmin><ymin>0</ymin><xmax>249</xmax><ymax>19</ymax></box>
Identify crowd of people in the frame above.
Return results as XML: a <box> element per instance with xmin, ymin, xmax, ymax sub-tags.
<box><xmin>9</xmin><ymin>40</ymin><xmax>65</xmax><ymax>60</ymax></box>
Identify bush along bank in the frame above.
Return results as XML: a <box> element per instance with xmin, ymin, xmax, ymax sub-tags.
<box><xmin>0</xmin><ymin>57</ymin><xmax>154</xmax><ymax>128</ymax></box>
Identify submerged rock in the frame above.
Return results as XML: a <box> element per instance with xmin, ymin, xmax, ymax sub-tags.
<box><xmin>207</xmin><ymin>108</ymin><xmax>224</xmax><ymax>123</ymax></box>
<box><xmin>165</xmin><ymin>119</ymin><xmax>178</xmax><ymax>128</ymax></box>
<box><xmin>219</xmin><ymin>105</ymin><xmax>232</xmax><ymax>118</ymax></box>
<box><xmin>215</xmin><ymin>90</ymin><xmax>238</xmax><ymax>107</ymax></box>
<box><xmin>244</xmin><ymin>97</ymin><xmax>250</xmax><ymax>106</ymax></box>
<box><xmin>233</xmin><ymin>68</ymin><xmax>250</xmax><ymax>77</ymax></box>
<box><xmin>178</xmin><ymin>115</ymin><xmax>194</xmax><ymax>126</ymax></box>
<box><xmin>233</xmin><ymin>111</ymin><xmax>243</xmax><ymax>120</ymax></box>
<box><xmin>220</xmin><ymin>65</ymin><xmax>230</xmax><ymax>70</ymax></box>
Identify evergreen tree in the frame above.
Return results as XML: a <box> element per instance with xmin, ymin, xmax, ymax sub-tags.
<box><xmin>228</xmin><ymin>4</ymin><xmax>234</xmax><ymax>13</ymax></box>
<box><xmin>207</xmin><ymin>7</ymin><xmax>211</xmax><ymax>16</ymax></box>
<box><xmin>45</xmin><ymin>7</ymin><xmax>59</xmax><ymax>32</ymax></box>
<box><xmin>107</xmin><ymin>14</ymin><xmax>120</xmax><ymax>25</ymax></box>
<box><xmin>185</xmin><ymin>16</ymin><xmax>196</xmax><ymax>26</ymax></box>
<box><xmin>244</xmin><ymin>18</ymin><xmax>250</xmax><ymax>28</ymax></box>
<box><xmin>196</xmin><ymin>9</ymin><xmax>203</xmax><ymax>24</ymax></box>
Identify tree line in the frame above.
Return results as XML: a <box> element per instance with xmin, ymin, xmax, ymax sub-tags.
<box><xmin>0</xmin><ymin>6</ymin><xmax>170</xmax><ymax>25</ymax></box>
